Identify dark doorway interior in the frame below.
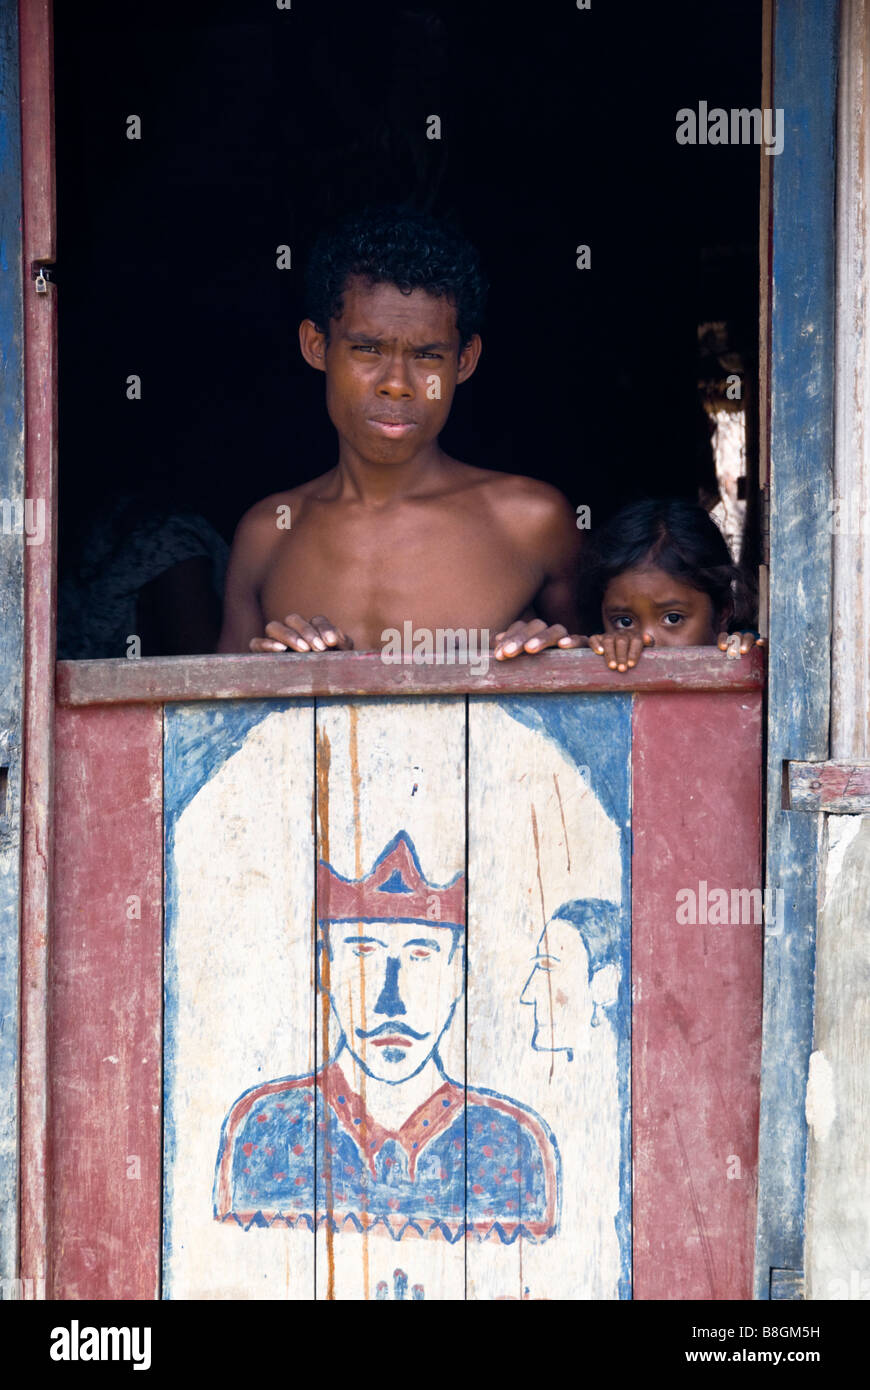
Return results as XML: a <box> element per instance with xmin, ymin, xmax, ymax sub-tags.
<box><xmin>54</xmin><ymin>0</ymin><xmax>762</xmax><ymax>656</ymax></box>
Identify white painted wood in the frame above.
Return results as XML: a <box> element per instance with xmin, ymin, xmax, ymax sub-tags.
<box><xmin>804</xmin><ymin>0</ymin><xmax>870</xmax><ymax>1304</ymax></box>
<box><xmin>466</xmin><ymin>701</ymin><xmax>627</xmax><ymax>1300</ymax></box>
<box><xmin>832</xmin><ymin>0</ymin><xmax>870</xmax><ymax>758</ymax></box>
<box><xmin>164</xmin><ymin>695</ymin><xmax>630</xmax><ymax>1300</ymax></box>
<box><xmin>805</xmin><ymin>816</ymin><xmax>870</xmax><ymax>1299</ymax></box>
<box><xmin>314</xmin><ymin>699</ymin><xmax>466</xmax><ymax>1300</ymax></box>
<box><xmin>164</xmin><ymin>706</ymin><xmax>315</xmax><ymax>1298</ymax></box>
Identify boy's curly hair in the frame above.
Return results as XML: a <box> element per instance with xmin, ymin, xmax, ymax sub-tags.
<box><xmin>304</xmin><ymin>205</ymin><xmax>488</xmax><ymax>348</ymax></box>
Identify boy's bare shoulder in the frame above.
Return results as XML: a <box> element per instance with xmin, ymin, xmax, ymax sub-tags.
<box><xmin>469</xmin><ymin>467</ymin><xmax>577</xmax><ymax>544</ymax></box>
<box><xmin>451</xmin><ymin>460</ymin><xmax>568</xmax><ymax>508</ymax></box>
<box><xmin>231</xmin><ymin>475</ymin><xmax>333</xmax><ymax>553</ymax></box>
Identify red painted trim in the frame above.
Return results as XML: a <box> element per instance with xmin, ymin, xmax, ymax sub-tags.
<box><xmin>57</xmin><ymin>647</ymin><xmax>766</xmax><ymax>706</ymax></box>
<box><xmin>18</xmin><ymin>0</ymin><xmax>56</xmax><ymax>1298</ymax></box>
<box><xmin>19</xmin><ymin>0</ymin><xmax>55</xmax><ymax>265</ymax></box>
<box><xmin>631</xmin><ymin>692</ymin><xmax>763</xmax><ymax>1300</ymax></box>
<box><xmin>50</xmin><ymin>706</ymin><xmax>163</xmax><ymax>1299</ymax></box>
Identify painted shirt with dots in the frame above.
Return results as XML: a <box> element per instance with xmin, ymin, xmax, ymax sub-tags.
<box><xmin>214</xmin><ymin>1060</ymin><xmax>559</xmax><ymax>1242</ymax></box>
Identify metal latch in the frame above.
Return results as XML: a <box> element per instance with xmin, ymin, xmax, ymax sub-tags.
<box><xmin>31</xmin><ymin>263</ymin><xmax>55</xmax><ymax>294</ymax></box>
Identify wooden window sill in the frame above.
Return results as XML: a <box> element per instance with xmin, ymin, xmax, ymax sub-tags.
<box><xmin>56</xmin><ymin>646</ymin><xmax>766</xmax><ymax>706</ymax></box>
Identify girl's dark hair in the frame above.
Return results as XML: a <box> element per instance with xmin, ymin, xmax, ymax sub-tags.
<box><xmin>580</xmin><ymin>497</ymin><xmax>754</xmax><ymax>632</ymax></box>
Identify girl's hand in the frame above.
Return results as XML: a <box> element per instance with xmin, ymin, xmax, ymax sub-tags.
<box><xmin>586</xmin><ymin>631</ymin><xmax>654</xmax><ymax>672</ymax></box>
<box><xmin>717</xmin><ymin>631</ymin><xmax>766</xmax><ymax>657</ymax></box>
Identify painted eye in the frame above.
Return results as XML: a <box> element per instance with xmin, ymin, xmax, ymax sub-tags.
<box><xmin>532</xmin><ymin>957</ymin><xmax>556</xmax><ymax>972</ymax></box>
<box><xmin>352</xmin><ymin>944</ymin><xmax>377</xmax><ymax>957</ymax></box>
<box><xmin>410</xmin><ymin>948</ymin><xmax>431</xmax><ymax>960</ymax></box>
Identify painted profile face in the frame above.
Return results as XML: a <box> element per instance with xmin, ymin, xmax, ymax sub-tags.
<box><xmin>601</xmin><ymin>564</ymin><xmax>722</xmax><ymax>647</ymax></box>
<box><xmin>322</xmin><ymin>918</ymin><xmax>464</xmax><ymax>1083</ymax></box>
<box><xmin>520</xmin><ymin>917</ymin><xmax>619</xmax><ymax>1060</ymax></box>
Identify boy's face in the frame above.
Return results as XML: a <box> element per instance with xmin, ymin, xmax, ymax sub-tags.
<box><xmin>299</xmin><ymin>277</ymin><xmax>481</xmax><ymax>466</ymax></box>
<box><xmin>602</xmin><ymin>565</ymin><xmax>721</xmax><ymax>646</ymax></box>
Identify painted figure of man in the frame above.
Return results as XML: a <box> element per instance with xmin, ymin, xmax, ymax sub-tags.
<box><xmin>214</xmin><ymin>832</ymin><xmax>559</xmax><ymax>1242</ymax></box>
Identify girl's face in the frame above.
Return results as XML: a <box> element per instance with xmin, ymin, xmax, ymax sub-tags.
<box><xmin>601</xmin><ymin>564</ymin><xmax>722</xmax><ymax>646</ymax></box>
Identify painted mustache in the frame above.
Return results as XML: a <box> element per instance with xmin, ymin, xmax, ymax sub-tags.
<box><xmin>355</xmin><ymin>1021</ymin><xmax>429</xmax><ymax>1041</ymax></box>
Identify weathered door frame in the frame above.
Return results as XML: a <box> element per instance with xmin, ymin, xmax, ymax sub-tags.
<box><xmin>1</xmin><ymin>0</ymin><xmax>56</xmax><ymax>1298</ymax></box>
<box><xmin>0</xmin><ymin>0</ymin><xmax>26</xmax><ymax>1296</ymax></box>
<box><xmin>4</xmin><ymin>0</ymin><xmax>847</xmax><ymax>1299</ymax></box>
<box><xmin>753</xmin><ymin>0</ymin><xmax>839</xmax><ymax>1301</ymax></box>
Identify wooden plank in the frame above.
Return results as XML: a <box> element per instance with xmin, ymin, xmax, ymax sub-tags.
<box><xmin>50</xmin><ymin>705</ymin><xmax>162</xmax><ymax>1299</ymax></box>
<box><xmin>633</xmin><ymin>691</ymin><xmax>763</xmax><ymax>1300</ymax></box>
<box><xmin>770</xmin><ymin>1267</ymin><xmax>805</xmax><ymax>1300</ymax></box>
<box><xmin>164</xmin><ymin>700</ymin><xmax>316</xmax><ymax>1299</ymax></box>
<box><xmin>313</xmin><ymin>699</ymin><xmax>466</xmax><ymax>1300</ymax></box>
<box><xmin>0</xmin><ymin>0</ymin><xmax>24</xmax><ymax>1291</ymax></box>
<box><xmin>832</xmin><ymin>0</ymin><xmax>870</xmax><ymax>758</ymax></box>
<box><xmin>757</xmin><ymin>0</ymin><xmax>774</xmax><ymax>638</ymax></box>
<box><xmin>466</xmin><ymin>696</ymin><xmax>632</xmax><ymax>1300</ymax></box>
<box><xmin>19</xmin><ymin>0</ymin><xmax>55</xmax><ymax>265</ymax></box>
<box><xmin>788</xmin><ymin>760</ymin><xmax>870</xmax><ymax>813</ymax></box>
<box><xmin>805</xmin><ymin>815</ymin><xmax>870</xmax><ymax>1299</ymax></box>
<box><xmin>805</xmin><ymin>1</ymin><xmax>870</xmax><ymax>1307</ymax></box>
<box><xmin>756</xmin><ymin>0</ymin><xmax>838</xmax><ymax>1301</ymax></box>
<box><xmin>758</xmin><ymin>0</ymin><xmax>773</xmax><ymax>509</ymax></box>
<box><xmin>18</xmin><ymin>0</ymin><xmax>56</xmax><ymax>1299</ymax></box>
<box><xmin>56</xmin><ymin>647</ymin><xmax>767</xmax><ymax>707</ymax></box>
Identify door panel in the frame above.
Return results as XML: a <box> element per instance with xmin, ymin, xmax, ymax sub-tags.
<box><xmin>49</xmin><ymin>683</ymin><xmax>763</xmax><ymax>1299</ymax></box>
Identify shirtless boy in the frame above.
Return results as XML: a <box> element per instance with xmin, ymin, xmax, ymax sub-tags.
<box><xmin>217</xmin><ymin>207</ymin><xmax>583</xmax><ymax>660</ymax></box>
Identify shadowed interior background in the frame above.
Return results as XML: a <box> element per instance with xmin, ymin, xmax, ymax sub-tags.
<box><xmin>53</xmin><ymin>0</ymin><xmax>761</xmax><ymax>653</ymax></box>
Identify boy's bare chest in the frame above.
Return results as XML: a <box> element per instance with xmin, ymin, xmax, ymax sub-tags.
<box><xmin>259</xmin><ymin>505</ymin><xmax>542</xmax><ymax>648</ymax></box>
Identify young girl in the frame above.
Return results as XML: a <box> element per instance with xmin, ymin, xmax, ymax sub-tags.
<box><xmin>580</xmin><ymin>498</ymin><xmax>764</xmax><ymax>672</ymax></box>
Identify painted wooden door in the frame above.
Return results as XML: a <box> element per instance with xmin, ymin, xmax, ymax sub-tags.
<box><xmin>48</xmin><ymin>667</ymin><xmax>763</xmax><ymax>1299</ymax></box>
<box><xmin>161</xmin><ymin>696</ymin><xmax>632</xmax><ymax>1300</ymax></box>
<box><xmin>11</xmin><ymin>0</ymin><xmax>838</xmax><ymax>1309</ymax></box>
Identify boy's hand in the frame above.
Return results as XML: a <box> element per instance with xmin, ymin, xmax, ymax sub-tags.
<box><xmin>250</xmin><ymin>614</ymin><xmax>354</xmax><ymax>653</ymax></box>
<box><xmin>586</xmin><ymin>631</ymin><xmax>654</xmax><ymax>672</ymax></box>
<box><xmin>493</xmin><ymin>618</ymin><xmax>584</xmax><ymax>660</ymax></box>
<box><xmin>717</xmin><ymin>631</ymin><xmax>766</xmax><ymax>658</ymax></box>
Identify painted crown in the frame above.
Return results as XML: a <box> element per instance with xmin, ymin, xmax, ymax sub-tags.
<box><xmin>317</xmin><ymin>830</ymin><xmax>464</xmax><ymax>928</ymax></box>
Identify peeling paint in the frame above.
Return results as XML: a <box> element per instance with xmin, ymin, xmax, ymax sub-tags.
<box><xmin>823</xmin><ymin>815</ymin><xmax>863</xmax><ymax>901</ymax></box>
<box><xmin>805</xmin><ymin>1050</ymin><xmax>836</xmax><ymax>1142</ymax></box>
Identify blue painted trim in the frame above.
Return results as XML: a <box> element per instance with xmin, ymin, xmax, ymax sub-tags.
<box><xmin>0</xmin><ymin>0</ymin><xmax>24</xmax><ymax>1286</ymax></box>
<box><xmin>754</xmin><ymin>0</ymin><xmax>838</xmax><ymax>1300</ymax></box>
<box><xmin>162</xmin><ymin>699</ymin><xmax>305</xmax><ymax>1298</ymax></box>
<box><xmin>497</xmin><ymin>695</ymin><xmax>633</xmax><ymax>1299</ymax></box>
<box><xmin>162</xmin><ymin>699</ymin><xmax>280</xmax><ymax>843</ymax></box>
